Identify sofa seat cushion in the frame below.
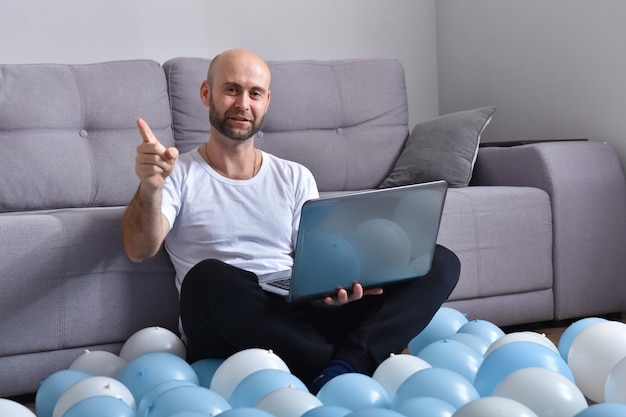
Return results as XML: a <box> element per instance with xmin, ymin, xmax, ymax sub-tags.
<box><xmin>0</xmin><ymin>343</ymin><xmax>124</xmax><ymax>398</ymax></box>
<box><xmin>321</xmin><ymin>186</ymin><xmax>553</xmax><ymax>303</ymax></box>
<box><xmin>0</xmin><ymin>207</ymin><xmax>178</xmax><ymax>357</ymax></box>
<box><xmin>446</xmin><ymin>290</ymin><xmax>554</xmax><ymax>327</ymax></box>
<box><xmin>438</xmin><ymin>186</ymin><xmax>553</xmax><ymax>300</ymax></box>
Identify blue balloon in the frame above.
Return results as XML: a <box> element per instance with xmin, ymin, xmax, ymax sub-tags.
<box><xmin>302</xmin><ymin>405</ymin><xmax>352</xmax><ymax>417</ymax></box>
<box><xmin>317</xmin><ymin>373</ymin><xmax>391</xmax><ymax>411</ymax></box>
<box><xmin>408</xmin><ymin>307</ymin><xmax>468</xmax><ymax>355</ymax></box>
<box><xmin>344</xmin><ymin>409</ymin><xmax>405</xmax><ymax>417</ymax></box>
<box><xmin>474</xmin><ymin>341</ymin><xmax>575</xmax><ymax>397</ymax></box>
<box><xmin>146</xmin><ymin>385</ymin><xmax>230</xmax><ymax>417</ymax></box>
<box><xmin>229</xmin><ymin>369</ymin><xmax>307</xmax><ymax>408</ymax></box>
<box><xmin>417</xmin><ymin>339</ymin><xmax>483</xmax><ymax>383</ymax></box>
<box><xmin>392</xmin><ymin>367</ymin><xmax>478</xmax><ymax>410</ymax></box>
<box><xmin>62</xmin><ymin>395</ymin><xmax>135</xmax><ymax>417</ymax></box>
<box><xmin>35</xmin><ymin>369</ymin><xmax>92</xmax><ymax>417</ymax></box>
<box><xmin>443</xmin><ymin>332</ymin><xmax>491</xmax><ymax>356</ymax></box>
<box><xmin>191</xmin><ymin>358</ymin><xmax>224</xmax><ymax>388</ymax></box>
<box><xmin>393</xmin><ymin>397</ymin><xmax>456</xmax><ymax>417</ymax></box>
<box><xmin>118</xmin><ymin>351</ymin><xmax>199</xmax><ymax>404</ymax></box>
<box><xmin>216</xmin><ymin>408</ymin><xmax>276</xmax><ymax>417</ymax></box>
<box><xmin>573</xmin><ymin>403</ymin><xmax>626</xmax><ymax>417</ymax></box>
<box><xmin>456</xmin><ymin>319</ymin><xmax>505</xmax><ymax>345</ymax></box>
<box><xmin>168</xmin><ymin>413</ymin><xmax>213</xmax><ymax>417</ymax></box>
<box><xmin>137</xmin><ymin>380</ymin><xmax>196</xmax><ymax>417</ymax></box>
<box><xmin>558</xmin><ymin>317</ymin><xmax>606</xmax><ymax>362</ymax></box>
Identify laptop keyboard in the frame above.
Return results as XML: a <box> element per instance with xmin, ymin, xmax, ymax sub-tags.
<box><xmin>267</xmin><ymin>278</ymin><xmax>291</xmax><ymax>290</ymax></box>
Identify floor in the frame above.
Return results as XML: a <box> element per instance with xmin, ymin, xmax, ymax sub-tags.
<box><xmin>502</xmin><ymin>318</ymin><xmax>577</xmax><ymax>345</ymax></box>
<box><xmin>11</xmin><ymin>313</ymin><xmax>625</xmax><ymax>414</ymax></box>
<box><xmin>508</xmin><ymin>312</ymin><xmax>626</xmax><ymax>340</ymax></box>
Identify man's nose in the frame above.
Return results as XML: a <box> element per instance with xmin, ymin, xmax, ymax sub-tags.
<box><xmin>235</xmin><ymin>94</ymin><xmax>250</xmax><ymax>111</ymax></box>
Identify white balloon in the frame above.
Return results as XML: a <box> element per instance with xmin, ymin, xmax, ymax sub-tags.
<box><xmin>484</xmin><ymin>331</ymin><xmax>558</xmax><ymax>357</ymax></box>
<box><xmin>256</xmin><ymin>387</ymin><xmax>323</xmax><ymax>417</ymax></box>
<box><xmin>493</xmin><ymin>368</ymin><xmax>587</xmax><ymax>417</ymax></box>
<box><xmin>52</xmin><ymin>376</ymin><xmax>136</xmax><ymax>417</ymax></box>
<box><xmin>69</xmin><ymin>350</ymin><xmax>127</xmax><ymax>377</ymax></box>
<box><xmin>453</xmin><ymin>397</ymin><xmax>539</xmax><ymax>417</ymax></box>
<box><xmin>119</xmin><ymin>326</ymin><xmax>186</xmax><ymax>362</ymax></box>
<box><xmin>568</xmin><ymin>320</ymin><xmax>626</xmax><ymax>403</ymax></box>
<box><xmin>210</xmin><ymin>348</ymin><xmax>290</xmax><ymax>401</ymax></box>
<box><xmin>372</xmin><ymin>353</ymin><xmax>431</xmax><ymax>398</ymax></box>
<box><xmin>605</xmin><ymin>355</ymin><xmax>626</xmax><ymax>403</ymax></box>
<box><xmin>0</xmin><ymin>398</ymin><xmax>36</xmax><ymax>417</ymax></box>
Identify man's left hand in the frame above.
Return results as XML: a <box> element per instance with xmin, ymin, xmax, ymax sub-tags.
<box><xmin>316</xmin><ymin>283</ymin><xmax>384</xmax><ymax>308</ymax></box>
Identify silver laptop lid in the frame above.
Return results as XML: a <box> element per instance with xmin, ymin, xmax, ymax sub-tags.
<box><xmin>288</xmin><ymin>180</ymin><xmax>448</xmax><ymax>302</ymax></box>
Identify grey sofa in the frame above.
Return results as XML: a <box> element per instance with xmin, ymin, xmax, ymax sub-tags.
<box><xmin>1</xmin><ymin>57</ymin><xmax>625</xmax><ymax>398</ymax></box>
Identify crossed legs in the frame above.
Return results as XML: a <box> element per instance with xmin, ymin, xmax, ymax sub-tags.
<box><xmin>179</xmin><ymin>244</ymin><xmax>460</xmax><ymax>385</ymax></box>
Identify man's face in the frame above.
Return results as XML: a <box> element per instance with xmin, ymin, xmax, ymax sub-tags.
<box><xmin>204</xmin><ymin>54</ymin><xmax>271</xmax><ymax>142</ymax></box>
<box><xmin>208</xmin><ymin>92</ymin><xmax>265</xmax><ymax>141</ymax></box>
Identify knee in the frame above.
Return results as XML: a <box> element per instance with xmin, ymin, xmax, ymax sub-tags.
<box><xmin>181</xmin><ymin>259</ymin><xmax>258</xmax><ymax>301</ymax></box>
<box><xmin>433</xmin><ymin>245</ymin><xmax>461</xmax><ymax>288</ymax></box>
<box><xmin>181</xmin><ymin>259</ymin><xmax>224</xmax><ymax>293</ymax></box>
<box><xmin>434</xmin><ymin>244</ymin><xmax>460</xmax><ymax>268</ymax></box>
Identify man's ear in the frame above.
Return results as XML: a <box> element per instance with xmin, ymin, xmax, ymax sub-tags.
<box><xmin>200</xmin><ymin>80</ymin><xmax>210</xmax><ymax>107</ymax></box>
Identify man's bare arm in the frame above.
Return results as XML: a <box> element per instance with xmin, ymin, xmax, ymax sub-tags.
<box><xmin>122</xmin><ymin>185</ymin><xmax>170</xmax><ymax>262</ymax></box>
<box><xmin>121</xmin><ymin>118</ymin><xmax>179</xmax><ymax>262</ymax></box>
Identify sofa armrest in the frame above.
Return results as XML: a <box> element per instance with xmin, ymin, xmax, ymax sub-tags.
<box><xmin>471</xmin><ymin>140</ymin><xmax>626</xmax><ymax>320</ymax></box>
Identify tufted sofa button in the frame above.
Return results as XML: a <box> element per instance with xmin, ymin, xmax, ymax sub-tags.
<box><xmin>336</xmin><ymin>128</ymin><xmax>343</xmax><ymax>135</ymax></box>
<box><xmin>257</xmin><ymin>131</ymin><xmax>264</xmax><ymax>138</ymax></box>
<box><xmin>79</xmin><ymin>129</ymin><xmax>89</xmax><ymax>138</ymax></box>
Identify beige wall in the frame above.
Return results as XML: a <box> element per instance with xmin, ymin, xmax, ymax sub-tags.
<box><xmin>437</xmin><ymin>0</ymin><xmax>626</xmax><ymax>172</ymax></box>
<box><xmin>0</xmin><ymin>0</ymin><xmax>439</xmax><ymax>127</ymax></box>
<box><xmin>5</xmin><ymin>0</ymin><xmax>623</xmax><ymax>173</ymax></box>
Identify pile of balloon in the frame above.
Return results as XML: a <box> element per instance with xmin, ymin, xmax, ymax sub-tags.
<box><xmin>4</xmin><ymin>307</ymin><xmax>626</xmax><ymax>417</ymax></box>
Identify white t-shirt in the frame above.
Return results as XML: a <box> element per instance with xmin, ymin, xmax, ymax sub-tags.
<box><xmin>161</xmin><ymin>149</ymin><xmax>319</xmax><ymax>292</ymax></box>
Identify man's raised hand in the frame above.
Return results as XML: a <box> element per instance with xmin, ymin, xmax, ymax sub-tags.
<box><xmin>135</xmin><ymin>118</ymin><xmax>179</xmax><ymax>191</ymax></box>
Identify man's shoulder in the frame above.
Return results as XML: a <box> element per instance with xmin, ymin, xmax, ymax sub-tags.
<box><xmin>177</xmin><ymin>148</ymin><xmax>201</xmax><ymax>164</ymax></box>
<box><xmin>262</xmin><ymin>152</ymin><xmax>318</xmax><ymax>196</ymax></box>
<box><xmin>171</xmin><ymin>149</ymin><xmax>203</xmax><ymax>175</ymax></box>
<box><xmin>263</xmin><ymin>151</ymin><xmax>310</xmax><ymax>173</ymax></box>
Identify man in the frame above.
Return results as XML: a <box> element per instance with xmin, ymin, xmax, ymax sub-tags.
<box><xmin>122</xmin><ymin>48</ymin><xmax>460</xmax><ymax>394</ymax></box>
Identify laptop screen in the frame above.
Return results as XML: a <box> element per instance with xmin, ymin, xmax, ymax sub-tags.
<box><xmin>288</xmin><ymin>180</ymin><xmax>448</xmax><ymax>302</ymax></box>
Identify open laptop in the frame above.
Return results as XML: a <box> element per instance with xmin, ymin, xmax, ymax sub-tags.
<box><xmin>259</xmin><ymin>180</ymin><xmax>448</xmax><ymax>303</ymax></box>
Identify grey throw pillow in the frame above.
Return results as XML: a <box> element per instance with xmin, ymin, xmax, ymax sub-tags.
<box><xmin>379</xmin><ymin>106</ymin><xmax>496</xmax><ymax>188</ymax></box>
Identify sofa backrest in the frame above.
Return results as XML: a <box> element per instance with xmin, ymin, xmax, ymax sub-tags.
<box><xmin>0</xmin><ymin>60</ymin><xmax>174</xmax><ymax>212</ymax></box>
<box><xmin>164</xmin><ymin>57</ymin><xmax>409</xmax><ymax>192</ymax></box>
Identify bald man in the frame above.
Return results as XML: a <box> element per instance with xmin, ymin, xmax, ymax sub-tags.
<box><xmin>122</xmin><ymin>49</ymin><xmax>460</xmax><ymax>394</ymax></box>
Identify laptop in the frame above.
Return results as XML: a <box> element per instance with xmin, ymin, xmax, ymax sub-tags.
<box><xmin>259</xmin><ymin>180</ymin><xmax>448</xmax><ymax>303</ymax></box>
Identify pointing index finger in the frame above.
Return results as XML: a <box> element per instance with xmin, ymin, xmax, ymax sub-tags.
<box><xmin>137</xmin><ymin>118</ymin><xmax>157</xmax><ymax>144</ymax></box>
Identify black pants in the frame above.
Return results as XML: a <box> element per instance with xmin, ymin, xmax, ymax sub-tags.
<box><xmin>179</xmin><ymin>244</ymin><xmax>460</xmax><ymax>385</ymax></box>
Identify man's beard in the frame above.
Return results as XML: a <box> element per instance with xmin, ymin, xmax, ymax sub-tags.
<box><xmin>209</xmin><ymin>96</ymin><xmax>264</xmax><ymax>141</ymax></box>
